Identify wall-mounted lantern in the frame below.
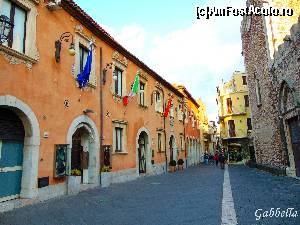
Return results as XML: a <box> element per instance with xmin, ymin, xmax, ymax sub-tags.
<box><xmin>0</xmin><ymin>15</ymin><xmax>14</xmax><ymax>44</ymax></box>
<box><xmin>102</xmin><ymin>63</ymin><xmax>112</xmax><ymax>85</ymax></box>
<box><xmin>55</xmin><ymin>32</ymin><xmax>75</xmax><ymax>63</ymax></box>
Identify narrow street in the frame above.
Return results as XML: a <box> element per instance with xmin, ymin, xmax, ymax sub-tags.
<box><xmin>0</xmin><ymin>165</ymin><xmax>299</xmax><ymax>225</ymax></box>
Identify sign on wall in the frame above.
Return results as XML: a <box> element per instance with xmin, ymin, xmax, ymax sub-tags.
<box><xmin>54</xmin><ymin>144</ymin><xmax>68</xmax><ymax>178</ymax></box>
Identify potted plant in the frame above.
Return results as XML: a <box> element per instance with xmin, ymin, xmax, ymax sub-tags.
<box><xmin>169</xmin><ymin>160</ymin><xmax>177</xmax><ymax>172</ymax></box>
<box><xmin>100</xmin><ymin>166</ymin><xmax>112</xmax><ymax>188</ymax></box>
<box><xmin>67</xmin><ymin>169</ymin><xmax>81</xmax><ymax>195</ymax></box>
<box><xmin>177</xmin><ymin>159</ymin><xmax>184</xmax><ymax>171</ymax></box>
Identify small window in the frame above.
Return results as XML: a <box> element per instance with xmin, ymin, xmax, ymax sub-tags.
<box><xmin>1</xmin><ymin>0</ymin><xmax>27</xmax><ymax>53</ymax></box>
<box><xmin>180</xmin><ymin>136</ymin><xmax>184</xmax><ymax>150</ymax></box>
<box><xmin>114</xmin><ymin>68</ymin><xmax>123</xmax><ymax>96</ymax></box>
<box><xmin>242</xmin><ymin>76</ymin><xmax>247</xmax><ymax>85</ymax></box>
<box><xmin>255</xmin><ymin>78</ymin><xmax>262</xmax><ymax>106</ymax></box>
<box><xmin>139</xmin><ymin>82</ymin><xmax>145</xmax><ymax>106</ymax></box>
<box><xmin>79</xmin><ymin>44</ymin><xmax>89</xmax><ymax>72</ymax></box>
<box><xmin>157</xmin><ymin>133</ymin><xmax>162</xmax><ymax>152</ymax></box>
<box><xmin>115</xmin><ymin>127</ymin><xmax>123</xmax><ymax>152</ymax></box>
<box><xmin>247</xmin><ymin>118</ymin><xmax>252</xmax><ymax>131</ymax></box>
<box><xmin>244</xmin><ymin>95</ymin><xmax>249</xmax><ymax>107</ymax></box>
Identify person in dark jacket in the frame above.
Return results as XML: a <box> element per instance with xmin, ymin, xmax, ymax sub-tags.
<box><xmin>219</xmin><ymin>152</ymin><xmax>225</xmax><ymax>169</ymax></box>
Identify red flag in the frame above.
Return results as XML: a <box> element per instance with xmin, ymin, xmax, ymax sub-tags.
<box><xmin>123</xmin><ymin>96</ymin><xmax>129</xmax><ymax>106</ymax></box>
<box><xmin>163</xmin><ymin>98</ymin><xmax>172</xmax><ymax>118</ymax></box>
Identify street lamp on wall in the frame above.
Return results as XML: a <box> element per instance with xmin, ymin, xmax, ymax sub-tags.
<box><xmin>55</xmin><ymin>32</ymin><xmax>76</xmax><ymax>63</ymax></box>
<box><xmin>102</xmin><ymin>63</ymin><xmax>112</xmax><ymax>85</ymax></box>
<box><xmin>0</xmin><ymin>15</ymin><xmax>14</xmax><ymax>44</ymax></box>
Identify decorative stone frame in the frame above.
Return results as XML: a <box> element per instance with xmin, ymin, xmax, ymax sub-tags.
<box><xmin>0</xmin><ymin>95</ymin><xmax>40</xmax><ymax>200</ymax></box>
<box><xmin>112</xmin><ymin>119</ymin><xmax>128</xmax><ymax>154</ymax></box>
<box><xmin>66</xmin><ymin>115</ymin><xmax>100</xmax><ymax>185</ymax></box>
<box><xmin>74</xmin><ymin>25</ymin><xmax>97</xmax><ymax>87</ymax></box>
<box><xmin>0</xmin><ymin>0</ymin><xmax>39</xmax><ymax>70</ymax></box>
<box><xmin>135</xmin><ymin>127</ymin><xmax>152</xmax><ymax>176</ymax></box>
<box><xmin>111</xmin><ymin>51</ymin><xmax>127</xmax><ymax>98</ymax></box>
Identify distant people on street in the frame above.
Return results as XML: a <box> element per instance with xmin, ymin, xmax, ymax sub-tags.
<box><xmin>219</xmin><ymin>152</ymin><xmax>225</xmax><ymax>169</ymax></box>
<box><xmin>214</xmin><ymin>151</ymin><xmax>219</xmax><ymax>167</ymax></box>
<box><xmin>204</xmin><ymin>151</ymin><xmax>209</xmax><ymax>165</ymax></box>
<box><xmin>209</xmin><ymin>153</ymin><xmax>214</xmax><ymax>164</ymax></box>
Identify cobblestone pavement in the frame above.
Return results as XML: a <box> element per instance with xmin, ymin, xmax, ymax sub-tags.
<box><xmin>229</xmin><ymin>165</ymin><xmax>300</xmax><ymax>225</ymax></box>
<box><xmin>0</xmin><ymin>165</ymin><xmax>299</xmax><ymax>225</ymax></box>
<box><xmin>0</xmin><ymin>165</ymin><xmax>224</xmax><ymax>225</ymax></box>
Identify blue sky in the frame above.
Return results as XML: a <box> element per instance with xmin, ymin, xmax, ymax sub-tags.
<box><xmin>74</xmin><ymin>0</ymin><xmax>245</xmax><ymax>121</ymax></box>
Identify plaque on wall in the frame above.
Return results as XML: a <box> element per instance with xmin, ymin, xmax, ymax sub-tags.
<box><xmin>54</xmin><ymin>144</ymin><xmax>68</xmax><ymax>178</ymax></box>
<box><xmin>102</xmin><ymin>145</ymin><xmax>111</xmax><ymax>167</ymax></box>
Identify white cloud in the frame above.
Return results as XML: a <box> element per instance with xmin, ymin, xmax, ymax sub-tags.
<box><xmin>101</xmin><ymin>10</ymin><xmax>244</xmax><ymax>121</ymax></box>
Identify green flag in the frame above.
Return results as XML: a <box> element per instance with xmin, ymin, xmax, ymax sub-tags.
<box><xmin>129</xmin><ymin>72</ymin><xmax>139</xmax><ymax>97</ymax></box>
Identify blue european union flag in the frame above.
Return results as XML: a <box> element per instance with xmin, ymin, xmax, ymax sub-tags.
<box><xmin>77</xmin><ymin>46</ymin><xmax>93</xmax><ymax>88</ymax></box>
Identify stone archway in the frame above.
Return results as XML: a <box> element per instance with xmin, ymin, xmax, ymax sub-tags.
<box><xmin>66</xmin><ymin>115</ymin><xmax>100</xmax><ymax>185</ymax></box>
<box><xmin>0</xmin><ymin>95</ymin><xmax>40</xmax><ymax>200</ymax></box>
<box><xmin>278</xmin><ymin>81</ymin><xmax>300</xmax><ymax>177</ymax></box>
<box><xmin>135</xmin><ymin>127</ymin><xmax>152</xmax><ymax>176</ymax></box>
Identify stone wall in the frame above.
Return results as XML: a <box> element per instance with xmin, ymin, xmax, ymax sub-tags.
<box><xmin>241</xmin><ymin>0</ymin><xmax>300</xmax><ymax>174</ymax></box>
<box><xmin>271</xmin><ymin>16</ymin><xmax>300</xmax><ymax>176</ymax></box>
<box><xmin>241</xmin><ymin>0</ymin><xmax>286</xmax><ymax>170</ymax></box>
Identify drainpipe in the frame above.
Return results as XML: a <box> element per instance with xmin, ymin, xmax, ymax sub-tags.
<box><xmin>183</xmin><ymin>99</ymin><xmax>187</xmax><ymax>168</ymax></box>
<box><xmin>162</xmin><ymin>90</ymin><xmax>168</xmax><ymax>173</ymax></box>
<box><xmin>99</xmin><ymin>47</ymin><xmax>104</xmax><ymax>183</ymax></box>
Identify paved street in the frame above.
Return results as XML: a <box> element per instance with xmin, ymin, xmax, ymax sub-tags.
<box><xmin>0</xmin><ymin>165</ymin><xmax>299</xmax><ymax>225</ymax></box>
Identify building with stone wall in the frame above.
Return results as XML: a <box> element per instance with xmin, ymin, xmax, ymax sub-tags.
<box><xmin>241</xmin><ymin>0</ymin><xmax>300</xmax><ymax>176</ymax></box>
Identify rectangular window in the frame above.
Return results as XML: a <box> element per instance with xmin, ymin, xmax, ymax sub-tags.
<box><xmin>228</xmin><ymin>120</ymin><xmax>236</xmax><ymax>137</ymax></box>
<box><xmin>114</xmin><ymin>68</ymin><xmax>123</xmax><ymax>96</ymax></box>
<box><xmin>115</xmin><ymin>127</ymin><xmax>123</xmax><ymax>152</ymax></box>
<box><xmin>242</xmin><ymin>76</ymin><xmax>247</xmax><ymax>85</ymax></box>
<box><xmin>79</xmin><ymin>44</ymin><xmax>89</xmax><ymax>72</ymax></box>
<box><xmin>1</xmin><ymin>0</ymin><xmax>27</xmax><ymax>53</ymax></box>
<box><xmin>244</xmin><ymin>95</ymin><xmax>249</xmax><ymax>107</ymax></box>
<box><xmin>180</xmin><ymin>136</ymin><xmax>184</xmax><ymax>150</ymax></box>
<box><xmin>255</xmin><ymin>79</ymin><xmax>262</xmax><ymax>106</ymax></box>
<box><xmin>226</xmin><ymin>98</ymin><xmax>233</xmax><ymax>114</ymax></box>
<box><xmin>139</xmin><ymin>82</ymin><xmax>145</xmax><ymax>106</ymax></box>
<box><xmin>247</xmin><ymin>118</ymin><xmax>252</xmax><ymax>131</ymax></box>
<box><xmin>157</xmin><ymin>133</ymin><xmax>162</xmax><ymax>152</ymax></box>
<box><xmin>155</xmin><ymin>91</ymin><xmax>162</xmax><ymax>112</ymax></box>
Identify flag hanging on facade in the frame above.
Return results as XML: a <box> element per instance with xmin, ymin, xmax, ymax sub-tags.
<box><xmin>77</xmin><ymin>45</ymin><xmax>93</xmax><ymax>88</ymax></box>
<box><xmin>123</xmin><ymin>71</ymin><xmax>139</xmax><ymax>106</ymax></box>
<box><xmin>163</xmin><ymin>97</ymin><xmax>172</xmax><ymax>118</ymax></box>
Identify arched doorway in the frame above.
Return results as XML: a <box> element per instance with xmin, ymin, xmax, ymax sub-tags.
<box><xmin>71</xmin><ymin>126</ymin><xmax>91</xmax><ymax>183</ymax></box>
<box><xmin>0</xmin><ymin>95</ymin><xmax>40</xmax><ymax>202</ymax></box>
<box><xmin>169</xmin><ymin>135</ymin><xmax>176</xmax><ymax>161</ymax></box>
<box><xmin>0</xmin><ymin>108</ymin><xmax>25</xmax><ymax>201</ymax></box>
<box><xmin>138</xmin><ymin>131</ymin><xmax>148</xmax><ymax>174</ymax></box>
<box><xmin>67</xmin><ymin>115</ymin><xmax>100</xmax><ymax>185</ymax></box>
<box><xmin>279</xmin><ymin>81</ymin><xmax>300</xmax><ymax>177</ymax></box>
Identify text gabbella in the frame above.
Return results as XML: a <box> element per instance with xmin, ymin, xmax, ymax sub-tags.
<box><xmin>255</xmin><ymin>208</ymin><xmax>298</xmax><ymax>221</ymax></box>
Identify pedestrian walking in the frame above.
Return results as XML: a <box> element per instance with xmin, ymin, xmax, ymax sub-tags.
<box><xmin>204</xmin><ymin>151</ymin><xmax>209</xmax><ymax>165</ymax></box>
<box><xmin>214</xmin><ymin>152</ymin><xmax>219</xmax><ymax>166</ymax></box>
<box><xmin>219</xmin><ymin>152</ymin><xmax>225</xmax><ymax>169</ymax></box>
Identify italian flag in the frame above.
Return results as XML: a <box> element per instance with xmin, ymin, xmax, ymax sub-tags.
<box><xmin>123</xmin><ymin>72</ymin><xmax>139</xmax><ymax>106</ymax></box>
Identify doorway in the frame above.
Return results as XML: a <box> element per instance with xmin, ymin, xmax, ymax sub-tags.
<box><xmin>0</xmin><ymin>108</ymin><xmax>25</xmax><ymax>202</ymax></box>
<box><xmin>138</xmin><ymin>131</ymin><xmax>148</xmax><ymax>174</ymax></box>
<box><xmin>288</xmin><ymin>117</ymin><xmax>300</xmax><ymax>177</ymax></box>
